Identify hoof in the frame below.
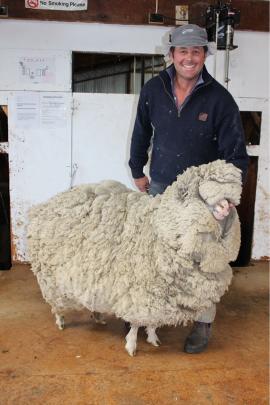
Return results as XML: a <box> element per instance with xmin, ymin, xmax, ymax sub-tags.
<box><xmin>94</xmin><ymin>317</ymin><xmax>107</xmax><ymax>325</ymax></box>
<box><xmin>55</xmin><ymin>315</ymin><xmax>65</xmax><ymax>330</ymax></box>
<box><xmin>92</xmin><ymin>312</ymin><xmax>107</xmax><ymax>325</ymax></box>
<box><xmin>147</xmin><ymin>337</ymin><xmax>161</xmax><ymax>347</ymax></box>
<box><xmin>125</xmin><ymin>342</ymin><xmax>137</xmax><ymax>357</ymax></box>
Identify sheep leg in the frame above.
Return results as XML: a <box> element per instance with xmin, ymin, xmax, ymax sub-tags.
<box><xmin>91</xmin><ymin>312</ymin><xmax>107</xmax><ymax>325</ymax></box>
<box><xmin>146</xmin><ymin>326</ymin><xmax>161</xmax><ymax>346</ymax></box>
<box><xmin>55</xmin><ymin>314</ymin><xmax>65</xmax><ymax>330</ymax></box>
<box><xmin>125</xmin><ymin>325</ymin><xmax>139</xmax><ymax>356</ymax></box>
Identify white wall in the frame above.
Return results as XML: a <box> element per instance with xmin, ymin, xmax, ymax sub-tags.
<box><xmin>0</xmin><ymin>19</ymin><xmax>269</xmax><ymax>261</ymax></box>
<box><xmin>0</xmin><ymin>20</ymin><xmax>169</xmax><ymax>54</ymax></box>
<box><xmin>72</xmin><ymin>93</ymin><xmax>138</xmax><ymax>188</ymax></box>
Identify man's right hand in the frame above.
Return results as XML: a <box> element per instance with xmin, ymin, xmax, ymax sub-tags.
<box><xmin>134</xmin><ymin>176</ymin><xmax>150</xmax><ymax>192</ymax></box>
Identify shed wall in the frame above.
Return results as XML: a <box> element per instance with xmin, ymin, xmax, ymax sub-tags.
<box><xmin>0</xmin><ymin>20</ymin><xmax>269</xmax><ymax>261</ymax></box>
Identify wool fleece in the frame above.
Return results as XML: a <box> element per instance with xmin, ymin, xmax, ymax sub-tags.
<box><xmin>27</xmin><ymin>160</ymin><xmax>242</xmax><ymax>328</ymax></box>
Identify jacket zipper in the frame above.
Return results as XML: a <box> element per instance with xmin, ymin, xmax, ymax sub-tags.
<box><xmin>159</xmin><ymin>75</ymin><xmax>212</xmax><ymax>118</ymax></box>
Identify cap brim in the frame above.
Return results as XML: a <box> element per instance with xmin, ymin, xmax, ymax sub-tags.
<box><xmin>163</xmin><ymin>41</ymin><xmax>217</xmax><ymax>57</ymax></box>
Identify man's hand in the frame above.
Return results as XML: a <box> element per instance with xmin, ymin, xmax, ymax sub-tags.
<box><xmin>134</xmin><ymin>176</ymin><xmax>150</xmax><ymax>192</ymax></box>
<box><xmin>213</xmin><ymin>199</ymin><xmax>235</xmax><ymax>221</ymax></box>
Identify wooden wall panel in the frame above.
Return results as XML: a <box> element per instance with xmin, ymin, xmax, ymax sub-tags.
<box><xmin>3</xmin><ymin>0</ymin><xmax>269</xmax><ymax>32</ymax></box>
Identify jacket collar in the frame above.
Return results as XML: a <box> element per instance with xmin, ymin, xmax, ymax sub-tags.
<box><xmin>159</xmin><ymin>64</ymin><xmax>213</xmax><ymax>95</ymax></box>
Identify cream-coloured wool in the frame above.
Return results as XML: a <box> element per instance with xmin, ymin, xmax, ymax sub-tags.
<box><xmin>27</xmin><ymin>160</ymin><xmax>242</xmax><ymax>355</ymax></box>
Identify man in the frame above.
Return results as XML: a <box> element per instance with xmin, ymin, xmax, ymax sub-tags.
<box><xmin>128</xmin><ymin>24</ymin><xmax>249</xmax><ymax>353</ymax></box>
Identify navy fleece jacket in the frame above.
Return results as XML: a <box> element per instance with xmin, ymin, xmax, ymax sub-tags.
<box><xmin>129</xmin><ymin>65</ymin><xmax>249</xmax><ymax>185</ymax></box>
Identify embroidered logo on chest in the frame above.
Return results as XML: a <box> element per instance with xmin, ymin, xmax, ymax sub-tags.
<box><xmin>198</xmin><ymin>112</ymin><xmax>208</xmax><ymax>121</ymax></box>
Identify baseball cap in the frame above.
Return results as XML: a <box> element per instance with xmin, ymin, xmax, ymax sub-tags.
<box><xmin>169</xmin><ymin>24</ymin><xmax>209</xmax><ymax>47</ymax></box>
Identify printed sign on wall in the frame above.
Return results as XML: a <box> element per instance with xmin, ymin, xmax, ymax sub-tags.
<box><xmin>10</xmin><ymin>92</ymin><xmax>70</xmax><ymax>130</ymax></box>
<box><xmin>18</xmin><ymin>56</ymin><xmax>56</xmax><ymax>85</ymax></box>
<box><xmin>25</xmin><ymin>0</ymin><xmax>88</xmax><ymax>11</ymax></box>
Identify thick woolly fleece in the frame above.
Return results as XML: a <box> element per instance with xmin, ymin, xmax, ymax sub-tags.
<box><xmin>27</xmin><ymin>160</ymin><xmax>242</xmax><ymax>328</ymax></box>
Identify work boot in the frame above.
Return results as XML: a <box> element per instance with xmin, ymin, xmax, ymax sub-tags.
<box><xmin>184</xmin><ymin>321</ymin><xmax>212</xmax><ymax>354</ymax></box>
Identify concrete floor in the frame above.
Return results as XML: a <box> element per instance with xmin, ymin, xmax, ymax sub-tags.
<box><xmin>0</xmin><ymin>262</ymin><xmax>269</xmax><ymax>405</ymax></box>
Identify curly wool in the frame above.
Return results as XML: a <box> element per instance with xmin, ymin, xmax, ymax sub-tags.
<box><xmin>27</xmin><ymin>160</ymin><xmax>242</xmax><ymax>327</ymax></box>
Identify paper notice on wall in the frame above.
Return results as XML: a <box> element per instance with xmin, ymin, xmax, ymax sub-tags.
<box><xmin>10</xmin><ymin>92</ymin><xmax>70</xmax><ymax>130</ymax></box>
<box><xmin>40</xmin><ymin>94</ymin><xmax>68</xmax><ymax>129</ymax></box>
<box><xmin>12</xmin><ymin>92</ymin><xmax>40</xmax><ymax>129</ymax></box>
<box><xmin>25</xmin><ymin>0</ymin><xmax>87</xmax><ymax>11</ymax></box>
<box><xmin>18</xmin><ymin>56</ymin><xmax>55</xmax><ymax>85</ymax></box>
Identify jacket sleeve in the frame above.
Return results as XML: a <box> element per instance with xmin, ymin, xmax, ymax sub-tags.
<box><xmin>216</xmin><ymin>99</ymin><xmax>249</xmax><ymax>182</ymax></box>
<box><xmin>128</xmin><ymin>88</ymin><xmax>153</xmax><ymax>179</ymax></box>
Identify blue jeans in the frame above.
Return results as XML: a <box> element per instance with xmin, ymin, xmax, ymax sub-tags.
<box><xmin>149</xmin><ymin>180</ymin><xmax>216</xmax><ymax>323</ymax></box>
<box><xmin>149</xmin><ymin>181</ymin><xmax>168</xmax><ymax>197</ymax></box>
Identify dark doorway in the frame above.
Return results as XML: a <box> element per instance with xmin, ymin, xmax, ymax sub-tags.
<box><xmin>232</xmin><ymin>111</ymin><xmax>261</xmax><ymax>266</ymax></box>
<box><xmin>0</xmin><ymin>106</ymin><xmax>11</xmax><ymax>270</ymax></box>
<box><xmin>72</xmin><ymin>52</ymin><xmax>164</xmax><ymax>94</ymax></box>
<box><xmin>233</xmin><ymin>157</ymin><xmax>258</xmax><ymax>266</ymax></box>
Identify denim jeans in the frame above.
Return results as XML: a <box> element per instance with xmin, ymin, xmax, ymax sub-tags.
<box><xmin>149</xmin><ymin>180</ymin><xmax>216</xmax><ymax>323</ymax></box>
<box><xmin>149</xmin><ymin>180</ymin><xmax>168</xmax><ymax>197</ymax></box>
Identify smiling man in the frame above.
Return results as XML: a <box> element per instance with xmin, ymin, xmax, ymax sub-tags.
<box><xmin>128</xmin><ymin>24</ymin><xmax>248</xmax><ymax>354</ymax></box>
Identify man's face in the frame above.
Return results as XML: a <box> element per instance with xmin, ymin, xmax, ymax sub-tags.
<box><xmin>171</xmin><ymin>46</ymin><xmax>206</xmax><ymax>81</ymax></box>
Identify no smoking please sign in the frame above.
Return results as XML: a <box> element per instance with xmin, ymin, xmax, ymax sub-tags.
<box><xmin>25</xmin><ymin>0</ymin><xmax>88</xmax><ymax>11</ymax></box>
